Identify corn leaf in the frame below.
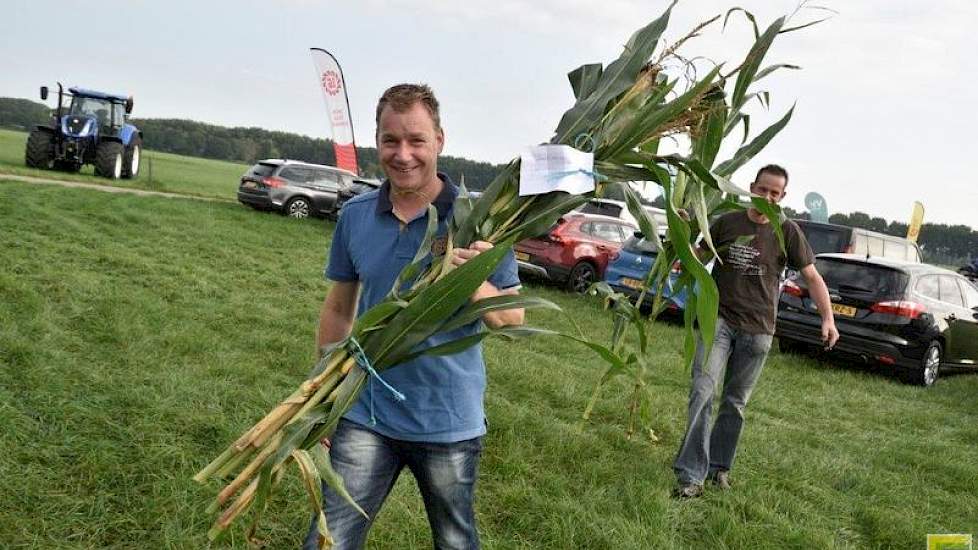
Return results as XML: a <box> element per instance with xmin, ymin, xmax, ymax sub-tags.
<box><xmin>352</xmin><ymin>300</ymin><xmax>408</xmax><ymax>336</ymax></box>
<box><xmin>497</xmin><ymin>193</ymin><xmax>589</xmax><ymax>243</ymax></box>
<box><xmin>691</xmin><ymin>87</ymin><xmax>728</xmax><ymax>168</ymax></box>
<box><xmin>268</xmin><ymin>404</ymin><xmax>330</xmax><ymax>470</ymax></box>
<box><xmin>553</xmin><ymin>1</ymin><xmax>676</xmax><ymax>143</ymax></box>
<box><xmin>723</xmin><ymin>7</ymin><xmax>760</xmax><ymax>39</ymax></box>
<box><xmin>455</xmin><ymin>163</ymin><xmax>518</xmax><ymax>246</ymax></box>
<box><xmin>309</xmin><ymin>442</ymin><xmax>368</xmax><ymax>520</ymax></box>
<box><xmin>367</xmin><ymin>238</ymin><xmax>516</xmax><ymax>369</ymax></box>
<box><xmin>661</xmin><ymin>175</ymin><xmax>719</xmax><ymax>363</ymax></box>
<box><xmin>714</xmin><ymin>105</ymin><xmax>793</xmax><ymax>177</ymax></box>
<box><xmin>690</xmin><ymin>181</ymin><xmax>718</xmax><ymax>259</ymax></box>
<box><xmin>391</xmin><ymin>205</ymin><xmax>440</xmax><ymax>298</ymax></box>
<box><xmin>754</xmin><ymin>63</ymin><xmax>800</xmax><ymax>82</ymax></box>
<box><xmin>731</xmin><ymin>16</ymin><xmax>785</xmax><ymax>110</ymax></box>
<box><xmin>619</xmin><ymin>182</ymin><xmax>663</xmax><ymax>251</ymax></box>
<box><xmin>398</xmin><ymin>326</ymin><xmax>558</xmax><ymax>363</ymax></box>
<box><xmin>439</xmin><ymin>294</ymin><xmax>561</xmax><ymax>334</ymax></box>
<box><xmin>568</xmin><ymin>63</ymin><xmax>604</xmax><ymax>101</ymax></box>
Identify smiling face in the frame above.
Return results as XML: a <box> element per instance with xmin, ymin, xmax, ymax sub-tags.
<box><xmin>376</xmin><ymin>101</ymin><xmax>444</xmax><ymax>195</ymax></box>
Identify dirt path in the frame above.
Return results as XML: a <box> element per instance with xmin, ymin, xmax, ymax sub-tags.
<box><xmin>0</xmin><ymin>172</ymin><xmax>231</xmax><ymax>203</ymax></box>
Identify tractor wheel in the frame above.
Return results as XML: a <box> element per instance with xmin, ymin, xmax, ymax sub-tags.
<box><xmin>122</xmin><ymin>136</ymin><xmax>142</xmax><ymax>179</ymax></box>
<box><xmin>25</xmin><ymin>130</ymin><xmax>55</xmax><ymax>169</ymax></box>
<box><xmin>95</xmin><ymin>142</ymin><xmax>124</xmax><ymax>179</ymax></box>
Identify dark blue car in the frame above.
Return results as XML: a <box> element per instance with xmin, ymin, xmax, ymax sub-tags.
<box><xmin>604</xmin><ymin>232</ymin><xmax>689</xmax><ymax>312</ymax></box>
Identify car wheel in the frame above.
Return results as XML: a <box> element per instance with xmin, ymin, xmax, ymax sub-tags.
<box><xmin>906</xmin><ymin>341</ymin><xmax>941</xmax><ymax>386</ymax></box>
<box><xmin>286</xmin><ymin>197</ymin><xmax>311</xmax><ymax>219</ymax></box>
<box><xmin>567</xmin><ymin>261</ymin><xmax>597</xmax><ymax>294</ymax></box>
<box><xmin>778</xmin><ymin>338</ymin><xmax>807</xmax><ymax>355</ymax></box>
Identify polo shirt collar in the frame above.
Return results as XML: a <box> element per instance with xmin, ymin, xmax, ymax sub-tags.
<box><xmin>376</xmin><ymin>172</ymin><xmax>458</xmax><ymax>219</ymax></box>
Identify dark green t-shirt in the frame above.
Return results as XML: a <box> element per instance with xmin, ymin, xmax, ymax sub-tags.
<box><xmin>705</xmin><ymin>210</ymin><xmax>815</xmax><ymax>335</ymax></box>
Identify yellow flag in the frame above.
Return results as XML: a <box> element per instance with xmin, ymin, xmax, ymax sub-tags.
<box><xmin>907</xmin><ymin>201</ymin><xmax>925</xmax><ymax>242</ymax></box>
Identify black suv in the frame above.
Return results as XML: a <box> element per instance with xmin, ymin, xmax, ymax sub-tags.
<box><xmin>776</xmin><ymin>254</ymin><xmax>978</xmax><ymax>386</ymax></box>
<box><xmin>237</xmin><ymin>159</ymin><xmax>357</xmax><ymax>219</ymax></box>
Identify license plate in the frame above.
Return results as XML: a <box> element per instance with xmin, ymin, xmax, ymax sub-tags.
<box><xmin>242</xmin><ymin>181</ymin><xmax>257</xmax><ymax>189</ymax></box>
<box><xmin>515</xmin><ymin>251</ymin><xmax>530</xmax><ymax>261</ymax></box>
<box><xmin>831</xmin><ymin>303</ymin><xmax>856</xmax><ymax>317</ymax></box>
<box><xmin>620</xmin><ymin>277</ymin><xmax>643</xmax><ymax>290</ymax></box>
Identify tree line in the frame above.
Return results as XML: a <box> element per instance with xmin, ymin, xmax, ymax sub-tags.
<box><xmin>0</xmin><ymin>97</ymin><xmax>504</xmax><ymax>189</ymax></box>
<box><xmin>1</xmin><ymin>97</ymin><xmax>973</xmax><ymax>263</ymax></box>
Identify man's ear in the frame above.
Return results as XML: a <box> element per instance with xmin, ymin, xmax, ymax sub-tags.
<box><xmin>436</xmin><ymin>129</ymin><xmax>445</xmax><ymax>154</ymax></box>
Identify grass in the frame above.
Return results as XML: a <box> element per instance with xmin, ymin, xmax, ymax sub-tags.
<box><xmin>1</xmin><ymin>176</ymin><xmax>977</xmax><ymax>549</ymax></box>
<box><xmin>0</xmin><ymin>128</ymin><xmax>247</xmax><ymax>200</ymax></box>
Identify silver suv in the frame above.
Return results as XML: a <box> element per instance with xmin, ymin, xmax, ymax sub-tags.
<box><xmin>237</xmin><ymin>159</ymin><xmax>357</xmax><ymax>219</ymax></box>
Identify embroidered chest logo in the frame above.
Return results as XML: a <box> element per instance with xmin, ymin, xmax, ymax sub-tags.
<box><xmin>431</xmin><ymin>235</ymin><xmax>449</xmax><ymax>257</ymax></box>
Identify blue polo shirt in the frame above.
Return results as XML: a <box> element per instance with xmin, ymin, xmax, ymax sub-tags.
<box><xmin>325</xmin><ymin>174</ymin><xmax>520</xmax><ymax>443</ymax></box>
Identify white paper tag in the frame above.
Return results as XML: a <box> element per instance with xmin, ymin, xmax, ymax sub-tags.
<box><xmin>518</xmin><ymin>144</ymin><xmax>595</xmax><ymax>196</ymax></box>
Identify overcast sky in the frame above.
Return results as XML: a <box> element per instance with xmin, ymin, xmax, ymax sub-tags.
<box><xmin>3</xmin><ymin>1</ymin><xmax>976</xmax><ymax>228</ymax></box>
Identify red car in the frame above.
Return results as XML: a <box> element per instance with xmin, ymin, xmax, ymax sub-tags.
<box><xmin>515</xmin><ymin>213</ymin><xmax>636</xmax><ymax>293</ymax></box>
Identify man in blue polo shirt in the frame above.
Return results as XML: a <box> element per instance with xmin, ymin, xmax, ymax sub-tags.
<box><xmin>304</xmin><ymin>84</ymin><xmax>523</xmax><ymax>550</ymax></box>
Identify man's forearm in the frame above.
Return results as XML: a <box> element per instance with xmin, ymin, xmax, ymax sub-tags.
<box><xmin>472</xmin><ymin>282</ymin><xmax>524</xmax><ymax>329</ymax></box>
<box><xmin>316</xmin><ymin>282</ymin><xmax>360</xmax><ymax>355</ymax></box>
<box><xmin>317</xmin><ymin>309</ymin><xmax>353</xmax><ymax>350</ymax></box>
<box><xmin>805</xmin><ymin>271</ymin><xmax>834</xmax><ymax>323</ymax></box>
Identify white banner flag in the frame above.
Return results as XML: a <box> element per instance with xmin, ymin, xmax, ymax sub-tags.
<box><xmin>310</xmin><ymin>48</ymin><xmax>358</xmax><ymax>174</ymax></box>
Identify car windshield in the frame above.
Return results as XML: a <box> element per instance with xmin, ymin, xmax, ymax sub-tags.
<box><xmin>69</xmin><ymin>96</ymin><xmax>115</xmax><ymax>124</ymax></box>
<box><xmin>800</xmin><ymin>224</ymin><xmax>850</xmax><ymax>254</ymax></box>
<box><xmin>815</xmin><ymin>258</ymin><xmax>909</xmax><ymax>298</ymax></box>
<box><xmin>579</xmin><ymin>202</ymin><xmax>622</xmax><ymax>218</ymax></box>
<box><xmin>622</xmin><ymin>235</ymin><xmax>658</xmax><ymax>254</ymax></box>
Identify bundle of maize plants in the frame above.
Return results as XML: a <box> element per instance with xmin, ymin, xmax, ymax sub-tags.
<box><xmin>195</xmin><ymin>2</ymin><xmax>825</xmax><ymax>546</ymax></box>
<box><xmin>583</xmin><ymin>4</ymin><xmax>829</xmax><ymax>438</ymax></box>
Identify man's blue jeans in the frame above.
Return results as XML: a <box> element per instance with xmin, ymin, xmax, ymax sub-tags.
<box><xmin>302</xmin><ymin>419</ymin><xmax>482</xmax><ymax>550</ymax></box>
<box><xmin>673</xmin><ymin>317</ymin><xmax>773</xmax><ymax>485</ymax></box>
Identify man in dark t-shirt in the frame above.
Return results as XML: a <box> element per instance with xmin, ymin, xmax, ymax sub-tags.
<box><xmin>673</xmin><ymin>165</ymin><xmax>839</xmax><ymax>498</ymax></box>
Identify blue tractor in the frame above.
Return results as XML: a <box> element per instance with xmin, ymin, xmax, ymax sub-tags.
<box><xmin>25</xmin><ymin>83</ymin><xmax>142</xmax><ymax>179</ymax></box>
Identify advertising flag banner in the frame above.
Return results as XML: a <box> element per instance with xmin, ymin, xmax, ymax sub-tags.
<box><xmin>907</xmin><ymin>201</ymin><xmax>925</xmax><ymax>243</ymax></box>
<box><xmin>310</xmin><ymin>48</ymin><xmax>358</xmax><ymax>175</ymax></box>
<box><xmin>804</xmin><ymin>191</ymin><xmax>829</xmax><ymax>223</ymax></box>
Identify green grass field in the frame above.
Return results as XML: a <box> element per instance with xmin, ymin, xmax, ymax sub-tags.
<box><xmin>0</xmin><ymin>128</ymin><xmax>247</xmax><ymax>200</ymax></box>
<box><xmin>2</xmin><ymin>164</ymin><xmax>977</xmax><ymax>548</ymax></box>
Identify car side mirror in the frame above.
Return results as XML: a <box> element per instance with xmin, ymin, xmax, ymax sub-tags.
<box><xmin>40</xmin><ymin>86</ymin><xmax>48</xmax><ymax>101</ymax></box>
<box><xmin>125</xmin><ymin>96</ymin><xmax>134</xmax><ymax>114</ymax></box>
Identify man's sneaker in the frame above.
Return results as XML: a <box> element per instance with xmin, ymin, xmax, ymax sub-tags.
<box><xmin>673</xmin><ymin>482</ymin><xmax>704</xmax><ymax>499</ymax></box>
<box><xmin>711</xmin><ymin>470</ymin><xmax>732</xmax><ymax>490</ymax></box>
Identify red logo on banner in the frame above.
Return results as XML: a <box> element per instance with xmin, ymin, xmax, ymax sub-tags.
<box><xmin>321</xmin><ymin>70</ymin><xmax>342</xmax><ymax>96</ymax></box>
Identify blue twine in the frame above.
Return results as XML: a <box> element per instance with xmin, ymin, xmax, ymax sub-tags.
<box><xmin>574</xmin><ymin>133</ymin><xmax>596</xmax><ymax>153</ymax></box>
<box><xmin>347</xmin><ymin>337</ymin><xmax>406</xmax><ymax>426</ymax></box>
<box><xmin>546</xmin><ymin>168</ymin><xmax>609</xmax><ymax>184</ymax></box>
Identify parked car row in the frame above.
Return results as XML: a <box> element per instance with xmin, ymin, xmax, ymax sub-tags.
<box><xmin>515</xmin><ymin>212</ymin><xmax>978</xmax><ymax>386</ymax></box>
<box><xmin>237</xmin><ymin>159</ymin><xmax>380</xmax><ymax>219</ymax></box>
